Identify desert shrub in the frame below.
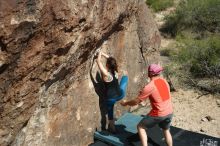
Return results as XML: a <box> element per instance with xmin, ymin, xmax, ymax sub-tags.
<box><xmin>146</xmin><ymin>0</ymin><xmax>174</xmax><ymax>12</ymax></box>
<box><xmin>161</xmin><ymin>0</ymin><xmax>220</xmax><ymax>36</ymax></box>
<box><xmin>174</xmin><ymin>35</ymin><xmax>220</xmax><ymax>78</ymax></box>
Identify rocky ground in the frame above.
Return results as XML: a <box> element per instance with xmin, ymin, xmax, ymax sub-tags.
<box><xmin>171</xmin><ymin>89</ymin><xmax>220</xmax><ymax>137</ymax></box>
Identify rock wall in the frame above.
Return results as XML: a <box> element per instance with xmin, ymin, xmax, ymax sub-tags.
<box><xmin>0</xmin><ymin>0</ymin><xmax>160</xmax><ymax>146</ymax></box>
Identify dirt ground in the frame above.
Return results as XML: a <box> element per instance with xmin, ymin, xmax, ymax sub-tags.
<box><xmin>171</xmin><ymin>89</ymin><xmax>220</xmax><ymax>137</ymax></box>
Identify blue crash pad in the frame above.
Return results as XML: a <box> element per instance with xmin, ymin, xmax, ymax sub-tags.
<box><xmin>94</xmin><ymin>113</ymin><xmax>142</xmax><ymax>146</ymax></box>
<box><xmin>94</xmin><ymin>113</ymin><xmax>220</xmax><ymax>146</ymax></box>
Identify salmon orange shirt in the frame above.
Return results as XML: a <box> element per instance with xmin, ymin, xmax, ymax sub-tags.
<box><xmin>138</xmin><ymin>77</ymin><xmax>173</xmax><ymax>117</ymax></box>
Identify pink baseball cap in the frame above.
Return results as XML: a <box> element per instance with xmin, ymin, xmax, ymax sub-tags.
<box><xmin>148</xmin><ymin>64</ymin><xmax>163</xmax><ymax>75</ymax></box>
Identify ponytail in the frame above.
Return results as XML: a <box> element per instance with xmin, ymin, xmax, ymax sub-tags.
<box><xmin>106</xmin><ymin>57</ymin><xmax>118</xmax><ymax>75</ymax></box>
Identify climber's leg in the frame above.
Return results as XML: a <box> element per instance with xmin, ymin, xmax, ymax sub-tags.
<box><xmin>107</xmin><ymin>101</ymin><xmax>116</xmax><ymax>133</ymax></box>
<box><xmin>100</xmin><ymin>102</ymin><xmax>107</xmax><ymax>130</ymax></box>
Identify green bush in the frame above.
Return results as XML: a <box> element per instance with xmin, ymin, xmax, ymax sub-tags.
<box><xmin>174</xmin><ymin>35</ymin><xmax>220</xmax><ymax>78</ymax></box>
<box><xmin>161</xmin><ymin>0</ymin><xmax>220</xmax><ymax>36</ymax></box>
<box><xmin>146</xmin><ymin>0</ymin><xmax>174</xmax><ymax>12</ymax></box>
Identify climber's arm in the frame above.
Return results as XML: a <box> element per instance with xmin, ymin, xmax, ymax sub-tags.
<box><xmin>120</xmin><ymin>84</ymin><xmax>153</xmax><ymax>106</ymax></box>
<box><xmin>96</xmin><ymin>51</ymin><xmax>109</xmax><ymax>77</ymax></box>
<box><xmin>101</xmin><ymin>52</ymin><xmax>110</xmax><ymax>58</ymax></box>
<box><xmin>120</xmin><ymin>98</ymin><xmax>141</xmax><ymax>106</ymax></box>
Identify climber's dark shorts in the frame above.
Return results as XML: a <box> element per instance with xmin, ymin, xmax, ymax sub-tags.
<box><xmin>138</xmin><ymin>114</ymin><xmax>173</xmax><ymax>130</ymax></box>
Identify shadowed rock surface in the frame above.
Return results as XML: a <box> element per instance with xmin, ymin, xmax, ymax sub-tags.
<box><xmin>0</xmin><ymin>0</ymin><xmax>160</xmax><ymax>145</ymax></box>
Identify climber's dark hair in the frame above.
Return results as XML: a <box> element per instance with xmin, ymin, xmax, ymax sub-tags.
<box><xmin>106</xmin><ymin>57</ymin><xmax>118</xmax><ymax>75</ymax></box>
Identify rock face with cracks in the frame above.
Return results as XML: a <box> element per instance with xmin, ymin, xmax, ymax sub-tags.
<box><xmin>0</xmin><ymin>0</ymin><xmax>160</xmax><ymax>146</ymax></box>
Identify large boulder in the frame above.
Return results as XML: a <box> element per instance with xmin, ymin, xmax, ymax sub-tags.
<box><xmin>0</xmin><ymin>0</ymin><xmax>160</xmax><ymax>145</ymax></box>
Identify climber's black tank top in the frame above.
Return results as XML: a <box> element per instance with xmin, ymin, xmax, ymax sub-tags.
<box><xmin>104</xmin><ymin>72</ymin><xmax>121</xmax><ymax>99</ymax></box>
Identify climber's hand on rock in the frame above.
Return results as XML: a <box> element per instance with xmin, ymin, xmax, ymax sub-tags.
<box><xmin>94</xmin><ymin>48</ymin><xmax>101</xmax><ymax>55</ymax></box>
<box><xmin>93</xmin><ymin>54</ymin><xmax>98</xmax><ymax>59</ymax></box>
<box><xmin>97</xmin><ymin>50</ymin><xmax>102</xmax><ymax>55</ymax></box>
<box><xmin>94</xmin><ymin>49</ymin><xmax>101</xmax><ymax>59</ymax></box>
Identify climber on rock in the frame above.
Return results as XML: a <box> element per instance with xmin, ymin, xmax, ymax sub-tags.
<box><xmin>95</xmin><ymin>49</ymin><xmax>122</xmax><ymax>133</ymax></box>
<box><xmin>120</xmin><ymin>64</ymin><xmax>173</xmax><ymax>146</ymax></box>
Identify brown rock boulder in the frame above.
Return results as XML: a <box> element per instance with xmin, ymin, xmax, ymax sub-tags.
<box><xmin>0</xmin><ymin>0</ymin><xmax>160</xmax><ymax>145</ymax></box>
